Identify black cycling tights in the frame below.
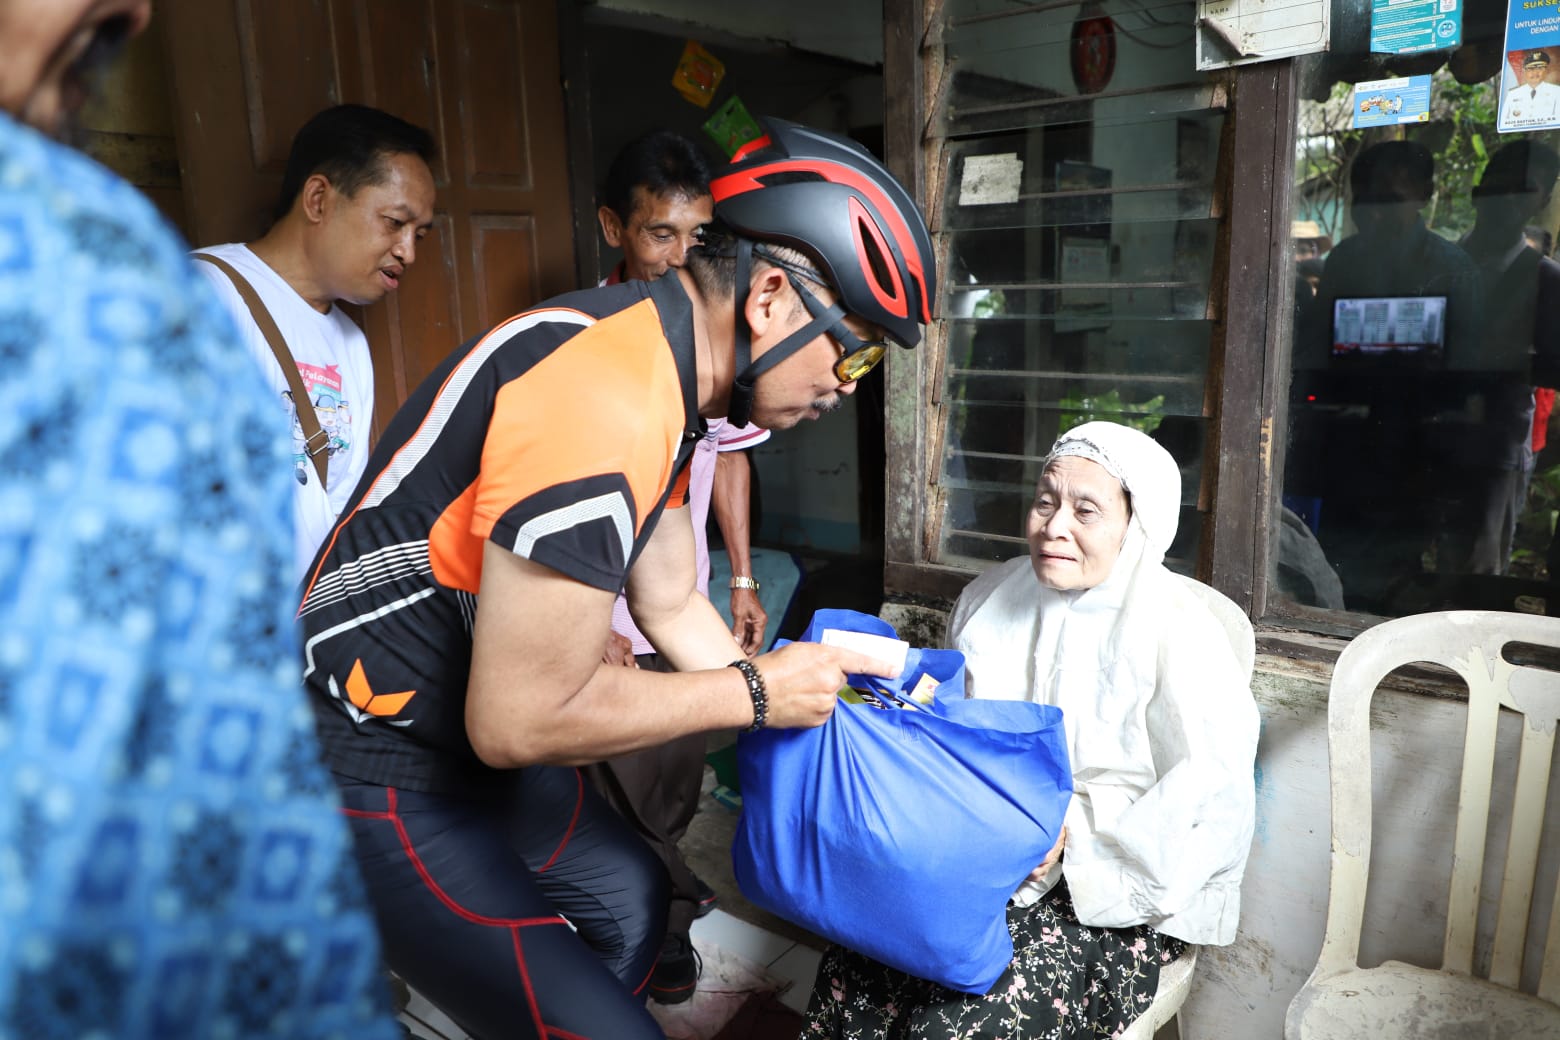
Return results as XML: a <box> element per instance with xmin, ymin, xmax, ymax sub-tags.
<box><xmin>337</xmin><ymin>767</ymin><xmax>669</xmax><ymax>1039</ymax></box>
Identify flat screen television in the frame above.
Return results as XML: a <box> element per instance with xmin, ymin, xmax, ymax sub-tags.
<box><xmin>1331</xmin><ymin>295</ymin><xmax>1447</xmax><ymax>358</ymax></box>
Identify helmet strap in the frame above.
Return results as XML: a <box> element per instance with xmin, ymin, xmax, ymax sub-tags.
<box><xmin>728</xmin><ymin>239</ymin><xmax>756</xmax><ymax>428</ymax></box>
<box><xmin>724</xmin><ymin>242</ymin><xmax>850</xmax><ymax>428</ymax></box>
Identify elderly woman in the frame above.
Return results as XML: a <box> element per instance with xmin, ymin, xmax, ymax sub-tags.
<box><xmin>805</xmin><ymin>421</ymin><xmax>1259</xmax><ymax>1039</ymax></box>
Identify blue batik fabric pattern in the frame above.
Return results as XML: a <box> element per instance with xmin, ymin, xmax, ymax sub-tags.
<box><xmin>0</xmin><ymin>113</ymin><xmax>400</xmax><ymax>1040</ymax></box>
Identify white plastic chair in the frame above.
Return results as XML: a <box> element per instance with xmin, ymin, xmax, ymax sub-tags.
<box><xmin>1285</xmin><ymin>610</ymin><xmax>1560</xmax><ymax>1039</ymax></box>
<box><xmin>1119</xmin><ymin>576</ymin><xmax>1256</xmax><ymax>1040</ymax></box>
<box><xmin>1176</xmin><ymin>574</ymin><xmax>1256</xmax><ymax>679</ymax></box>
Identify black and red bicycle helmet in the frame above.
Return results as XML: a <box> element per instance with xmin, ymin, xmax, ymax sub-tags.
<box><xmin>711</xmin><ymin>118</ymin><xmax>935</xmax><ymax>347</ymax></box>
<box><xmin>707</xmin><ymin>117</ymin><xmax>936</xmax><ymax>425</ymax></box>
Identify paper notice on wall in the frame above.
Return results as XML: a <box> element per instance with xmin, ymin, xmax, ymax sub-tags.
<box><xmin>958</xmin><ymin>154</ymin><xmax>1023</xmax><ymax>206</ymax></box>
<box><xmin>1196</xmin><ymin>0</ymin><xmax>1330</xmax><ymax>69</ymax></box>
<box><xmin>1056</xmin><ymin>236</ymin><xmax>1111</xmax><ymax>333</ymax></box>
<box><xmin>1498</xmin><ymin>1</ymin><xmax>1560</xmax><ymax>133</ymax></box>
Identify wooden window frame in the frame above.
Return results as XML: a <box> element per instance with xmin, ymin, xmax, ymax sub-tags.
<box><xmin>883</xmin><ymin>0</ymin><xmax>1319</xmax><ymax>631</ymax></box>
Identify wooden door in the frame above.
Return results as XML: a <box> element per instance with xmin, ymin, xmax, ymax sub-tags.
<box><xmin>158</xmin><ymin>0</ymin><xmax>577</xmax><ymax>436</ymax></box>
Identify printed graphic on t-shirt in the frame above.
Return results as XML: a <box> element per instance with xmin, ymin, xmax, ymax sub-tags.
<box><xmin>330</xmin><ymin>659</ymin><xmax>417</xmax><ymax>725</ymax></box>
<box><xmin>284</xmin><ymin>362</ymin><xmax>353</xmax><ymax>486</ymax></box>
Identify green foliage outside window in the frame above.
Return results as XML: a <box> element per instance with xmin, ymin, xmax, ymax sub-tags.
<box><xmin>1058</xmin><ymin>389</ymin><xmax>1165</xmax><ymax>435</ymax></box>
<box><xmin>1297</xmin><ymin>73</ymin><xmax>1497</xmax><ymax>243</ymax></box>
<box><xmin>1512</xmin><ymin>463</ymin><xmax>1560</xmax><ymax>581</ymax></box>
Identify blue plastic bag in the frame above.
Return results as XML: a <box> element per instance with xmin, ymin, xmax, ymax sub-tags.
<box><xmin>732</xmin><ymin>609</ymin><xmax>1072</xmax><ymax>994</ymax></box>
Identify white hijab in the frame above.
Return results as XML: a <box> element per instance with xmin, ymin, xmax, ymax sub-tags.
<box><xmin>949</xmin><ymin>422</ymin><xmax>1256</xmax><ymax>942</ymax></box>
<box><xmin>1031</xmin><ymin>421</ymin><xmax>1182</xmax><ymax>686</ymax></box>
<box><xmin>951</xmin><ymin>421</ymin><xmax>1185</xmax><ymax>705</ymax></box>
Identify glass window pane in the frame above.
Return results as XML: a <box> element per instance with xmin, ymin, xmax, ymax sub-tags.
<box><xmin>1277</xmin><ymin>33</ymin><xmax>1560</xmax><ymax>617</ymax></box>
<box><xmin>934</xmin><ymin>0</ymin><xmax>1219</xmax><ymax>577</ymax></box>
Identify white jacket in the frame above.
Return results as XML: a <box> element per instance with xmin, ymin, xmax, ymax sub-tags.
<box><xmin>949</xmin><ymin>554</ymin><xmax>1258</xmax><ymax>946</ymax></box>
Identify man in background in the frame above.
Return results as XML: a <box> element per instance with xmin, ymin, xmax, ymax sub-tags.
<box><xmin>1290</xmin><ymin>139</ymin><xmax>1483</xmax><ymax>611</ymax></box>
<box><xmin>193</xmin><ymin>104</ymin><xmax>437</xmax><ymax>583</ymax></box>
<box><xmin>1450</xmin><ymin>140</ymin><xmax>1560</xmax><ymax>575</ymax></box>
<box><xmin>592</xmin><ymin>129</ymin><xmax>769</xmax><ymax>1003</ymax></box>
<box><xmin>0</xmin><ymin>2</ymin><xmax>400</xmax><ymax>1036</ymax></box>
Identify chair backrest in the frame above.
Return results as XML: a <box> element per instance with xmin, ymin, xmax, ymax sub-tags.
<box><xmin>1175</xmin><ymin>574</ymin><xmax>1256</xmax><ymax>683</ymax></box>
<box><xmin>1316</xmin><ymin>610</ymin><xmax>1560</xmax><ymax>998</ymax></box>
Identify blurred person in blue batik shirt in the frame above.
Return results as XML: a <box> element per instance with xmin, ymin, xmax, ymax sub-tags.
<box><xmin>0</xmin><ymin>2</ymin><xmax>401</xmax><ymax>1037</ymax></box>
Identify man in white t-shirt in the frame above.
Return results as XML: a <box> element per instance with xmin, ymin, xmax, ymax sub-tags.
<box><xmin>193</xmin><ymin>104</ymin><xmax>437</xmax><ymax>581</ymax></box>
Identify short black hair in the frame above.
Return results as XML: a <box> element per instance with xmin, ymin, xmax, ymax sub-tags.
<box><xmin>1349</xmin><ymin>140</ymin><xmax>1435</xmax><ymax>203</ymax></box>
<box><xmin>1476</xmin><ymin>139</ymin><xmax>1560</xmax><ymax>197</ymax></box>
<box><xmin>274</xmin><ymin>104</ymin><xmax>436</xmax><ymax>223</ymax></box>
<box><xmin>600</xmin><ymin>130</ymin><xmax>713</xmax><ymax>223</ymax></box>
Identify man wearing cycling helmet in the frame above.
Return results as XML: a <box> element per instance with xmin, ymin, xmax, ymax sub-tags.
<box><xmin>296</xmin><ymin>117</ymin><xmax>936</xmax><ymax>1038</ymax></box>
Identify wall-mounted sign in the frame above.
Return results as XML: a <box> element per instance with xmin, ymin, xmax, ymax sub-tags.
<box><xmin>1195</xmin><ymin>0</ymin><xmax>1330</xmax><ymax>69</ymax></box>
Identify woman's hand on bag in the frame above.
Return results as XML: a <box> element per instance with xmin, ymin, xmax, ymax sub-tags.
<box><xmin>1026</xmin><ymin>826</ymin><xmax>1067</xmax><ymax>884</ymax></box>
<box><xmin>753</xmin><ymin>642</ymin><xmax>901</xmax><ymax>729</ymax></box>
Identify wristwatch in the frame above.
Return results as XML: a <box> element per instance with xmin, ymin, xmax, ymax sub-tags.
<box><xmin>729</xmin><ymin>575</ymin><xmax>761</xmax><ymax>591</ymax></box>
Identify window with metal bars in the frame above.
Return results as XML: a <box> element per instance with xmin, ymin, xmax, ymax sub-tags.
<box><xmin>888</xmin><ymin>0</ymin><xmax>1230</xmax><ymax>597</ymax></box>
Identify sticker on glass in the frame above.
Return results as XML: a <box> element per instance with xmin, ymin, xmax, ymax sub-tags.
<box><xmin>1371</xmin><ymin>0</ymin><xmax>1461</xmax><ymax>53</ymax></box>
<box><xmin>1351</xmin><ymin>75</ymin><xmax>1433</xmax><ymax>128</ymax></box>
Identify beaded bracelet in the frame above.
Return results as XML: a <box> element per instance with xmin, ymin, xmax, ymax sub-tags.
<box><xmin>730</xmin><ymin>658</ymin><xmax>768</xmax><ymax>732</ymax></box>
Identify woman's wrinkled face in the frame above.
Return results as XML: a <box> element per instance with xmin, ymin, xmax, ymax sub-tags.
<box><xmin>1026</xmin><ymin>456</ymin><xmax>1131</xmax><ymax>591</ymax></box>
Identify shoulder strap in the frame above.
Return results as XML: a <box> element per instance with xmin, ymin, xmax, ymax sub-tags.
<box><xmin>193</xmin><ymin>252</ymin><xmax>329</xmax><ymax>486</ymax></box>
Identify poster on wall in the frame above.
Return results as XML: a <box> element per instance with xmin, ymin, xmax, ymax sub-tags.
<box><xmin>1195</xmin><ymin>0</ymin><xmax>1329</xmax><ymax>69</ymax></box>
<box><xmin>1370</xmin><ymin>0</ymin><xmax>1462</xmax><ymax>53</ymax></box>
<box><xmin>1350</xmin><ymin>75</ymin><xmax>1433</xmax><ymax>127</ymax></box>
<box><xmin>1498</xmin><ymin>1</ymin><xmax>1560</xmax><ymax>132</ymax></box>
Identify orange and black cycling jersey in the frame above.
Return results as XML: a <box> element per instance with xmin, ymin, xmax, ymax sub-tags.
<box><xmin>298</xmin><ymin>275</ymin><xmax>702</xmax><ymax>792</ymax></box>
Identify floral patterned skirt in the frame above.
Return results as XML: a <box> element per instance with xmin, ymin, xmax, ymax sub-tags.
<box><xmin>802</xmin><ymin>881</ymin><xmax>1187</xmax><ymax>1040</ymax></box>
